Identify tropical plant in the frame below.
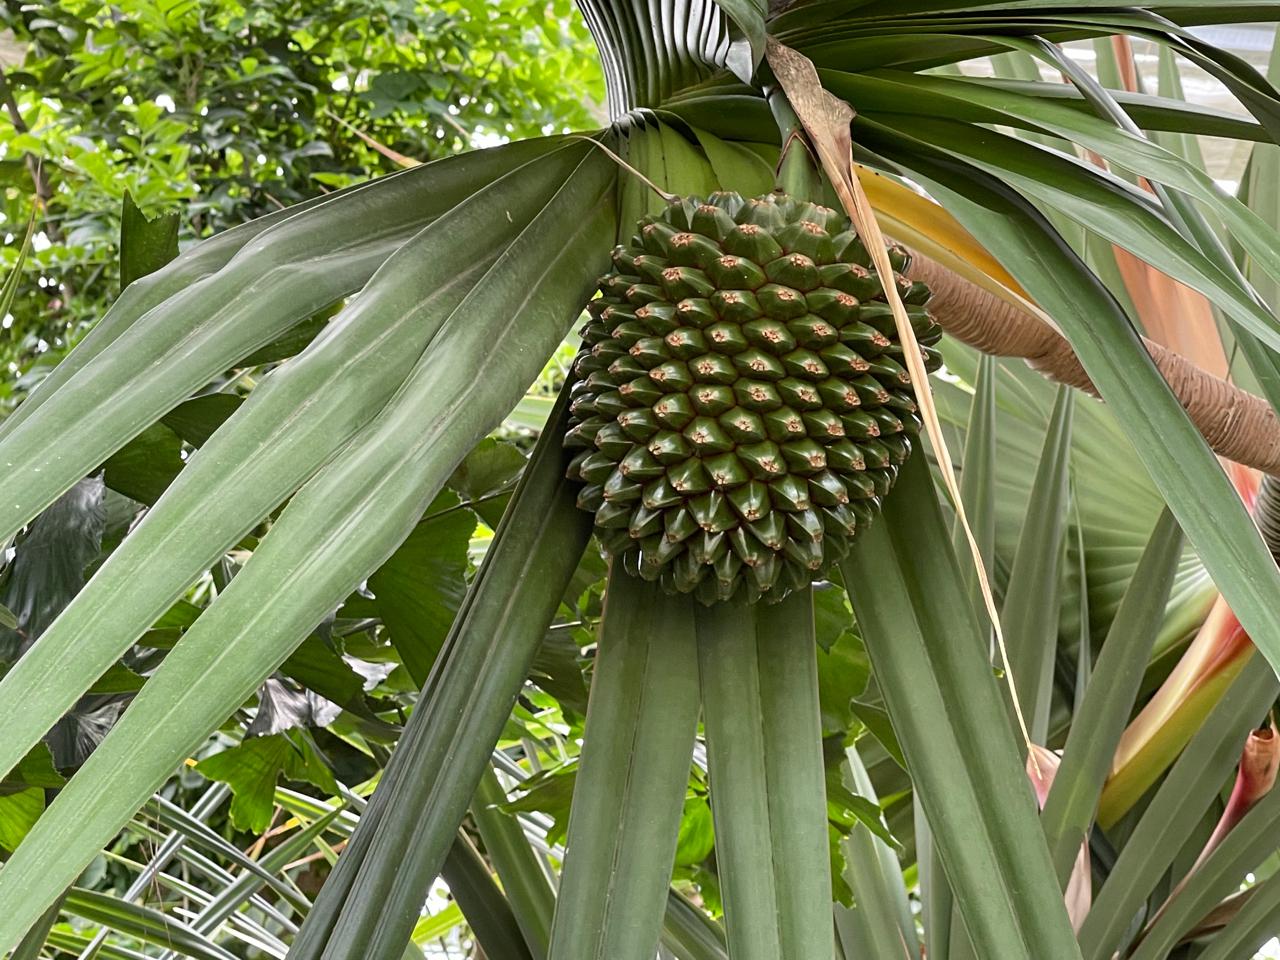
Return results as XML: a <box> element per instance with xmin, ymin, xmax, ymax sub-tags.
<box><xmin>0</xmin><ymin>0</ymin><xmax>599</xmax><ymax>412</ymax></box>
<box><xmin>4</xmin><ymin>3</ymin><xmax>1280</xmax><ymax>960</ymax></box>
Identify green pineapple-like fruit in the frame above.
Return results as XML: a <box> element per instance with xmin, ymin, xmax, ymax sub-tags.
<box><xmin>564</xmin><ymin>191</ymin><xmax>942</xmax><ymax>604</ymax></box>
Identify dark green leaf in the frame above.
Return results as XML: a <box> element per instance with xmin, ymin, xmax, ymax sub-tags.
<box><xmin>120</xmin><ymin>191</ymin><xmax>180</xmax><ymax>291</ymax></box>
<box><xmin>195</xmin><ymin>732</ymin><xmax>338</xmax><ymax>834</ymax></box>
<box><xmin>102</xmin><ymin>422</ymin><xmax>185</xmax><ymax>505</ymax></box>
<box><xmin>368</xmin><ymin>490</ymin><xmax>476</xmax><ymax>687</ymax></box>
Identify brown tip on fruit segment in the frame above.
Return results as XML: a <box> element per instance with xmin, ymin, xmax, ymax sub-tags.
<box><xmin>561</xmin><ymin>191</ymin><xmax>939</xmax><ymax>603</ymax></box>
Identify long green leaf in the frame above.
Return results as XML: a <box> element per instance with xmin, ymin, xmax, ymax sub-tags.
<box><xmin>472</xmin><ymin>767</ymin><xmax>554</xmax><ymax>959</ymax></box>
<box><xmin>842</xmin><ymin>451</ymin><xmax>1082</xmax><ymax>959</ymax></box>
<box><xmin>696</xmin><ymin>587</ymin><xmax>836</xmax><ymax>960</ymax></box>
<box><xmin>0</xmin><ymin>153</ymin><xmax>616</xmax><ymax>953</ymax></box>
<box><xmin>859</xmin><ymin>120</ymin><xmax>1280</xmax><ymax>715</ymax></box>
<box><xmin>62</xmin><ymin>889</ymin><xmax>237</xmax><ymax>960</ymax></box>
<box><xmin>916</xmin><ymin>74</ymin><xmax>1267</xmax><ymax>141</ymax></box>
<box><xmin>1193</xmin><ymin>869</ymin><xmax>1280</xmax><ymax>960</ymax></box>
<box><xmin>0</xmin><ymin>164</ymin><xmax>387</xmax><ymax>438</ymax></box>
<box><xmin>928</xmin><ymin>351</ymin><xmax>999</xmax><ymax>960</ymax></box>
<box><xmin>441</xmin><ymin>832</ymin><xmax>535</xmax><ymax>960</ymax></box>
<box><xmin>694</xmin><ymin>601</ymin><xmax>778</xmax><ymax>960</ymax></box>
<box><xmin>0</xmin><ymin>202</ymin><xmax>36</xmax><ymax>345</ymax></box>
<box><xmin>835</xmin><ymin>745</ymin><xmax>915</xmax><ymax>960</ymax></box>
<box><xmin>0</xmin><ymin>137</ymin><xmax>563</xmax><ymax>544</ymax></box>
<box><xmin>914</xmin><ymin>804</ymin><xmax>952</xmax><ymax>960</ymax></box>
<box><xmin>713</xmin><ymin>0</ymin><xmax>766</xmax><ymax>83</ymax></box>
<box><xmin>286</xmin><ymin>388</ymin><xmax>594</xmax><ymax>959</ymax></box>
<box><xmin>181</xmin><ymin>806</ymin><xmax>343</xmax><ymax>944</ymax></box>
<box><xmin>548</xmin><ymin>569</ymin><xmax>700</xmax><ymax>960</ymax></box>
<box><xmin>1040</xmin><ymin>508</ymin><xmax>1183</xmax><ymax>886</ymax></box>
<box><xmin>866</xmin><ymin>111</ymin><xmax>1280</xmax><ymax>357</ymax></box>
<box><xmin>10</xmin><ymin>890</ymin><xmax>64</xmax><ymax>960</ymax></box>
<box><xmin>1077</xmin><ymin>654</ymin><xmax>1279</xmax><ymax>960</ymax></box>
<box><xmin>45</xmin><ymin>931</ymin><xmax>150</xmax><ymax>960</ymax></box>
<box><xmin>950</xmin><ymin>352</ymin><xmax>997</xmax><ymax>625</ymax></box>
<box><xmin>752</xmin><ymin>588</ymin><xmax>835</xmax><ymax>958</ymax></box>
<box><xmin>144</xmin><ymin>796</ymin><xmax>308</xmax><ymax>912</ymax></box>
<box><xmin>661</xmin><ymin>889</ymin><xmax>728</xmax><ymax>960</ymax></box>
<box><xmin>0</xmin><ymin>142</ymin><xmax>591</xmax><ymax>788</ymax></box>
<box><xmin>1002</xmin><ymin>384</ymin><xmax>1074</xmax><ymax>742</ymax></box>
<box><xmin>1130</xmin><ymin>783</ymin><xmax>1280</xmax><ymax>960</ymax></box>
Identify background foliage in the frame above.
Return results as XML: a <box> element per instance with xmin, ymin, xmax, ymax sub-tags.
<box><xmin>0</xmin><ymin>0</ymin><xmax>602</xmax><ymax>412</ymax></box>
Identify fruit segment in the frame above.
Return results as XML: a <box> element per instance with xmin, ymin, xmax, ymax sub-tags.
<box><xmin>565</xmin><ymin>190</ymin><xmax>939</xmax><ymax>603</ymax></box>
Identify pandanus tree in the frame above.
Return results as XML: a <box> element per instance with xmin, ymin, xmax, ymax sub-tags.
<box><xmin>6</xmin><ymin>2</ymin><xmax>1280</xmax><ymax>958</ymax></box>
